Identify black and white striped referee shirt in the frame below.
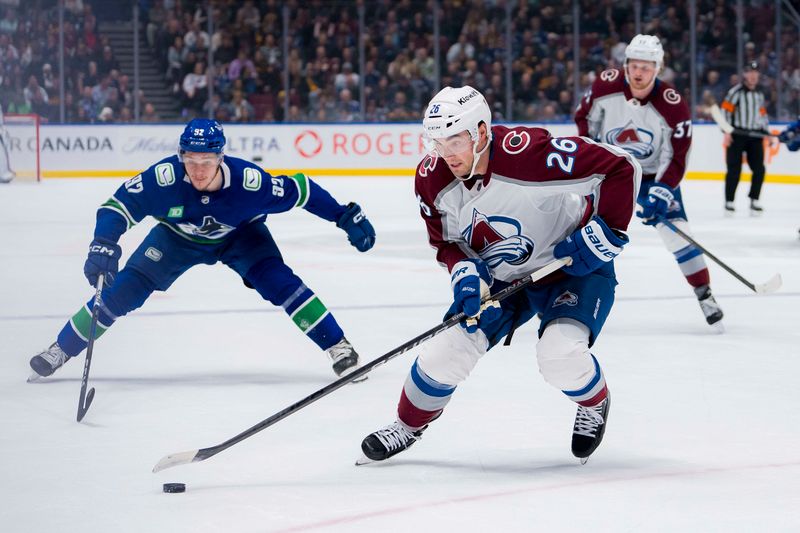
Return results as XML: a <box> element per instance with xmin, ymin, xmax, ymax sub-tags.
<box><xmin>721</xmin><ymin>84</ymin><xmax>769</xmax><ymax>132</ymax></box>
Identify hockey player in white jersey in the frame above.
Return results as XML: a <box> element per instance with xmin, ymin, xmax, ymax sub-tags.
<box><xmin>576</xmin><ymin>34</ymin><xmax>724</xmax><ymax>329</ymax></box>
<box><xmin>358</xmin><ymin>86</ymin><xmax>641</xmax><ymax>465</ymax></box>
<box><xmin>0</xmin><ymin>104</ymin><xmax>16</xmax><ymax>183</ymax></box>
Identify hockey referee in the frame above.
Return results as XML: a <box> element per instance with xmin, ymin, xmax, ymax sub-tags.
<box><xmin>721</xmin><ymin>61</ymin><xmax>771</xmax><ymax>215</ymax></box>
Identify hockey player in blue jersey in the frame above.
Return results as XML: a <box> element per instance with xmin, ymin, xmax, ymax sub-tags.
<box><xmin>28</xmin><ymin>119</ymin><xmax>376</xmax><ymax>381</ymax></box>
<box><xmin>778</xmin><ymin>119</ymin><xmax>800</xmax><ymax>152</ymax></box>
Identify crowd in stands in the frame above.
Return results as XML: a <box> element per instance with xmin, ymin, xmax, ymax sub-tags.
<box><xmin>2</xmin><ymin>0</ymin><xmax>799</xmax><ymax>124</ymax></box>
<box><xmin>0</xmin><ymin>0</ymin><xmax>161</xmax><ymax>123</ymax></box>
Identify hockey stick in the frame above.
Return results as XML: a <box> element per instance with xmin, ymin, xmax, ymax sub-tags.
<box><xmin>152</xmin><ymin>257</ymin><xmax>572</xmax><ymax>472</ymax></box>
<box><xmin>657</xmin><ymin>218</ymin><xmax>781</xmax><ymax>294</ymax></box>
<box><xmin>77</xmin><ymin>273</ymin><xmax>104</xmax><ymax>422</ymax></box>
<box><xmin>708</xmin><ymin>104</ymin><xmax>779</xmax><ymax>139</ymax></box>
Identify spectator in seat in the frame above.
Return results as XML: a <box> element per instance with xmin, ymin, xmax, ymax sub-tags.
<box><xmin>228</xmin><ymin>49</ymin><xmax>258</xmax><ymax>94</ymax></box>
<box><xmin>184</xmin><ymin>22</ymin><xmax>210</xmax><ymax>53</ymax></box>
<box><xmin>229</xmin><ymin>90</ymin><xmax>255</xmax><ymax>122</ymax></box>
<box><xmin>335</xmin><ymin>88</ymin><xmax>360</xmax><ymax>122</ymax></box>
<box><xmin>182</xmin><ymin>62</ymin><xmax>208</xmax><ymax>112</ymax></box>
<box><xmin>97</xmin><ymin>45</ymin><xmax>120</xmax><ymax>76</ymax></box>
<box><xmin>78</xmin><ymin>85</ymin><xmax>98</xmax><ymax>122</ymax></box>
<box><xmin>385</xmin><ymin>91</ymin><xmax>414</xmax><ymax>122</ymax></box>
<box><xmin>91</xmin><ymin>75</ymin><xmax>114</xmax><ymax>109</ymax></box>
<box><xmin>23</xmin><ymin>75</ymin><xmax>48</xmax><ymax>107</ymax></box>
<box><xmin>334</xmin><ymin>62</ymin><xmax>359</xmax><ymax>94</ymax></box>
<box><xmin>141</xmin><ymin>102</ymin><xmax>161</xmax><ymax>123</ymax></box>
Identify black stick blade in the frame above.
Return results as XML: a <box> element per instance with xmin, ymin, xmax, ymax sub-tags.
<box><xmin>77</xmin><ymin>387</ymin><xmax>96</xmax><ymax>422</ymax></box>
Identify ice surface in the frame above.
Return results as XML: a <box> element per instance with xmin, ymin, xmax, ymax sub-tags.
<box><xmin>1</xmin><ymin>177</ymin><xmax>799</xmax><ymax>532</ymax></box>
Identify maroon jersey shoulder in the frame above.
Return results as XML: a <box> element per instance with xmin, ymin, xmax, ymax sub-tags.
<box><xmin>414</xmin><ymin>152</ymin><xmax>456</xmax><ymax>203</ymax></box>
<box><xmin>650</xmin><ymin>80</ymin><xmax>690</xmax><ymax>127</ymax></box>
<box><xmin>590</xmin><ymin>69</ymin><xmax>627</xmax><ymax>98</ymax></box>
<box><xmin>488</xmin><ymin>124</ymin><xmax>556</xmax><ymax>180</ymax></box>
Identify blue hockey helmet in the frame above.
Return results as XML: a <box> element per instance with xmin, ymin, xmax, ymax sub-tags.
<box><xmin>179</xmin><ymin>119</ymin><xmax>226</xmax><ymax>153</ymax></box>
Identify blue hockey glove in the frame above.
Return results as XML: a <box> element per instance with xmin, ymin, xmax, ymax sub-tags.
<box><xmin>336</xmin><ymin>202</ymin><xmax>376</xmax><ymax>252</ymax></box>
<box><xmin>636</xmin><ymin>182</ymin><xmax>675</xmax><ymax>225</ymax></box>
<box><xmin>84</xmin><ymin>237</ymin><xmax>121</xmax><ymax>287</ymax></box>
<box><xmin>451</xmin><ymin>259</ymin><xmax>502</xmax><ymax>333</ymax></box>
<box><xmin>553</xmin><ymin>217</ymin><xmax>628</xmax><ymax>277</ymax></box>
<box><xmin>779</xmin><ymin>120</ymin><xmax>800</xmax><ymax>152</ymax></box>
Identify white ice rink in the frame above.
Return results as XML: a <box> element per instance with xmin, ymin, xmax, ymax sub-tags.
<box><xmin>1</xmin><ymin>176</ymin><xmax>799</xmax><ymax>532</ymax></box>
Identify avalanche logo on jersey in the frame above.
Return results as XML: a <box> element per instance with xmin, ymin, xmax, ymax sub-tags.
<box><xmin>553</xmin><ymin>290</ymin><xmax>578</xmax><ymax>307</ymax></box>
<box><xmin>604</xmin><ymin>120</ymin><xmax>655</xmax><ymax>159</ymax></box>
<box><xmin>176</xmin><ymin>215</ymin><xmax>236</xmax><ymax>240</ymax></box>
<box><xmin>462</xmin><ymin>208</ymin><xmax>534</xmax><ymax>268</ymax></box>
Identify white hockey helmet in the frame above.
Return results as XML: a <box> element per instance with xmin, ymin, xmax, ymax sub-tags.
<box><xmin>624</xmin><ymin>34</ymin><xmax>664</xmax><ymax>70</ymax></box>
<box><xmin>422</xmin><ymin>85</ymin><xmax>492</xmax><ymax>146</ymax></box>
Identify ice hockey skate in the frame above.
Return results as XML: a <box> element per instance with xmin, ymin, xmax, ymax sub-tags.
<box><xmin>356</xmin><ymin>420</ymin><xmax>427</xmax><ymax>465</ymax></box>
<box><xmin>327</xmin><ymin>337</ymin><xmax>367</xmax><ymax>382</ymax></box>
<box><xmin>28</xmin><ymin>342</ymin><xmax>70</xmax><ymax>382</ymax></box>
<box><xmin>695</xmin><ymin>285</ymin><xmax>724</xmax><ymax>332</ymax></box>
<box><xmin>572</xmin><ymin>394</ymin><xmax>610</xmax><ymax>464</ymax></box>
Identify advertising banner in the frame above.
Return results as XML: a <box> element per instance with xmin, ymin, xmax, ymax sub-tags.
<box><xmin>6</xmin><ymin>122</ymin><xmax>799</xmax><ymax>182</ymax></box>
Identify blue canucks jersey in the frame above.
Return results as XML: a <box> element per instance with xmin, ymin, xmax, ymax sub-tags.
<box><xmin>95</xmin><ymin>155</ymin><xmax>346</xmax><ymax>243</ymax></box>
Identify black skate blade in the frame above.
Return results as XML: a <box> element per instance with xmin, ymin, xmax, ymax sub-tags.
<box><xmin>580</xmin><ymin>457</ymin><xmax>590</xmax><ymax>465</ymax></box>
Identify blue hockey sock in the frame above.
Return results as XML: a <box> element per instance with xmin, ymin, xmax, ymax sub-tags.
<box><xmin>56</xmin><ymin>297</ymin><xmax>116</xmax><ymax>357</ymax></box>
<box><xmin>281</xmin><ymin>285</ymin><xmax>344</xmax><ymax>351</ymax></box>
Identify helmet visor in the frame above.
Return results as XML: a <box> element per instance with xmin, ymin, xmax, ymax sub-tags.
<box><xmin>423</xmin><ymin>131</ymin><xmax>475</xmax><ymax>158</ymax></box>
<box><xmin>181</xmin><ymin>151</ymin><xmax>222</xmax><ymax>168</ymax></box>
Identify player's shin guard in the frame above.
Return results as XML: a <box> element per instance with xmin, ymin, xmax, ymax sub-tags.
<box><xmin>55</xmin><ymin>297</ymin><xmax>116</xmax><ymax>357</ymax></box>
<box><xmin>562</xmin><ymin>354</ymin><xmax>607</xmax><ymax>407</ymax></box>
<box><xmin>398</xmin><ymin>358</ymin><xmax>454</xmax><ymax>428</ymax></box>
<box><xmin>360</xmin><ymin>359</ymin><xmax>453</xmax><ymax>463</ymax></box>
<box><xmin>657</xmin><ymin>220</ymin><xmax>711</xmax><ymax>288</ymax></box>
<box><xmin>280</xmin><ymin>284</ymin><xmax>344</xmax><ymax>351</ymax></box>
<box><xmin>54</xmin><ymin>269</ymin><xmax>155</xmax><ymax>357</ymax></box>
<box><xmin>674</xmin><ymin>244</ymin><xmax>711</xmax><ymax>288</ymax></box>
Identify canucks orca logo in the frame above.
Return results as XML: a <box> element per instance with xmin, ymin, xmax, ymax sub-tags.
<box><xmin>176</xmin><ymin>215</ymin><xmax>235</xmax><ymax>240</ymax></box>
<box><xmin>462</xmin><ymin>208</ymin><xmax>534</xmax><ymax>268</ymax></box>
<box><xmin>605</xmin><ymin>120</ymin><xmax>655</xmax><ymax>159</ymax></box>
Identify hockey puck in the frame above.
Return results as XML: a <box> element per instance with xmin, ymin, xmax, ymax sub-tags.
<box><xmin>162</xmin><ymin>483</ymin><xmax>186</xmax><ymax>493</ymax></box>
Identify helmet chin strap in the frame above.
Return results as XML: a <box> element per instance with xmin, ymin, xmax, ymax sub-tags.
<box><xmin>456</xmin><ymin>134</ymin><xmax>491</xmax><ymax>182</ymax></box>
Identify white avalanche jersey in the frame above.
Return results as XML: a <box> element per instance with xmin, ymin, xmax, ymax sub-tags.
<box><xmin>575</xmin><ymin>69</ymin><xmax>691</xmax><ymax>188</ymax></box>
<box><xmin>414</xmin><ymin>125</ymin><xmax>641</xmax><ymax>283</ymax></box>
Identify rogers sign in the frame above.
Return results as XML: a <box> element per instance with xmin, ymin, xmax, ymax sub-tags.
<box><xmin>293</xmin><ymin>129</ymin><xmax>426</xmax><ymax>159</ymax></box>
